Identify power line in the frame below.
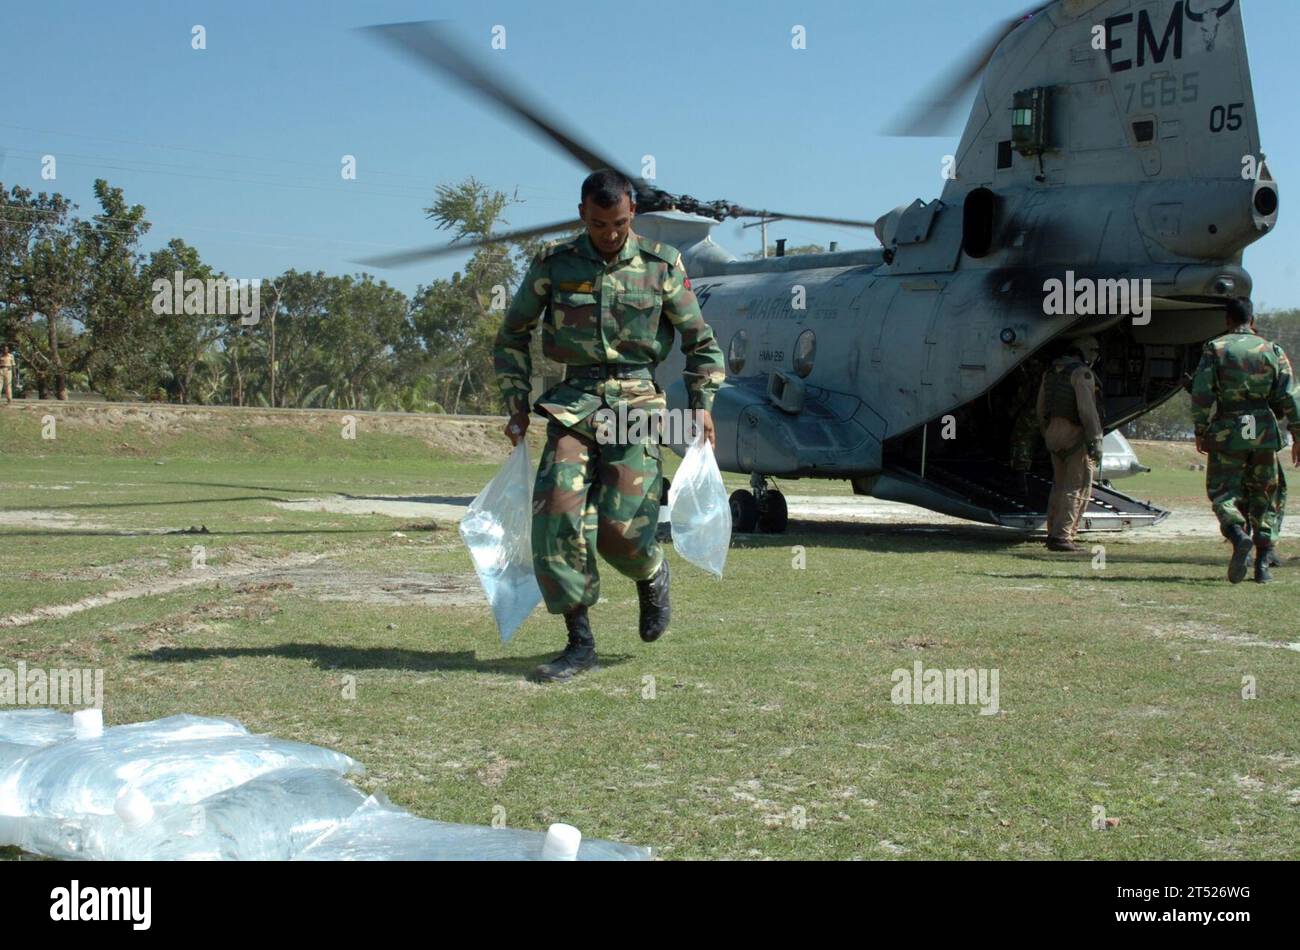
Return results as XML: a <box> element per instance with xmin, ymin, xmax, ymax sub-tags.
<box><xmin>0</xmin><ymin>121</ymin><xmax>574</xmax><ymax>200</ymax></box>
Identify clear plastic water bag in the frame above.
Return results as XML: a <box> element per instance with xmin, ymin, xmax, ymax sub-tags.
<box><xmin>459</xmin><ymin>440</ymin><xmax>543</xmax><ymax>642</ymax></box>
<box><xmin>294</xmin><ymin>794</ymin><xmax>652</xmax><ymax>861</ymax></box>
<box><xmin>667</xmin><ymin>434</ymin><xmax>731</xmax><ymax>578</ymax></box>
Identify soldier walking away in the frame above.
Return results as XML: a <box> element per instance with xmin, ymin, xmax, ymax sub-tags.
<box><xmin>1191</xmin><ymin>297</ymin><xmax>1300</xmax><ymax>584</ymax></box>
<box><xmin>0</xmin><ymin>345</ymin><xmax>14</xmax><ymax>404</ymax></box>
<box><xmin>1266</xmin><ymin>456</ymin><xmax>1287</xmax><ymax>567</ymax></box>
<box><xmin>495</xmin><ymin>169</ymin><xmax>725</xmax><ymax>682</ymax></box>
<box><xmin>1036</xmin><ymin>336</ymin><xmax>1104</xmax><ymax>552</ymax></box>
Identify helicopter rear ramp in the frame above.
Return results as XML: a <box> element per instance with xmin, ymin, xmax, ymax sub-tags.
<box><xmin>864</xmin><ymin>459</ymin><xmax>1168</xmax><ymax>533</ymax></box>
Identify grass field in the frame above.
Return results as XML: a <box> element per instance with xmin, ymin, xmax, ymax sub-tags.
<box><xmin>2</xmin><ymin>403</ymin><xmax>1298</xmax><ymax>860</ymax></box>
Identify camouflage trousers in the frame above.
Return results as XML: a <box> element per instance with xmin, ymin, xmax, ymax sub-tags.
<box><xmin>1206</xmin><ymin>448</ymin><xmax>1280</xmax><ymax>543</ymax></box>
<box><xmin>1275</xmin><ymin>461</ymin><xmax>1287</xmax><ymax>535</ymax></box>
<box><xmin>532</xmin><ymin>418</ymin><xmax>664</xmax><ymax>614</ymax></box>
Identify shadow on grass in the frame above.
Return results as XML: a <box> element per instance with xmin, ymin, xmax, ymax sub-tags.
<box><xmin>132</xmin><ymin>643</ymin><xmax>631</xmax><ymax>677</ymax></box>
<box><xmin>159</xmin><ymin>480</ymin><xmax>326</xmax><ymax>494</ymax></box>
<box><xmin>0</xmin><ymin>528</ymin><xmax>394</xmax><ymax>538</ymax></box>
<box><xmin>733</xmin><ymin>520</ymin><xmax>1029</xmax><ymax>552</ymax></box>
<box><xmin>341</xmin><ymin>493</ymin><xmax>476</xmax><ymax>506</ymax></box>
<box><xmin>1008</xmin><ymin>551</ymin><xmax>1241</xmax><ymax>568</ymax></box>
<box><xmin>969</xmin><ymin>571</ymin><xmax>1225</xmax><ymax>586</ymax></box>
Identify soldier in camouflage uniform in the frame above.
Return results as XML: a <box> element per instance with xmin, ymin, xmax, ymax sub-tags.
<box><xmin>1190</xmin><ymin>297</ymin><xmax>1300</xmax><ymax>583</ymax></box>
<box><xmin>1036</xmin><ymin>336</ymin><xmax>1104</xmax><ymax>552</ymax></box>
<box><xmin>495</xmin><ymin>169</ymin><xmax>725</xmax><ymax>682</ymax></box>
<box><xmin>1268</xmin><ymin>458</ymin><xmax>1287</xmax><ymax>566</ymax></box>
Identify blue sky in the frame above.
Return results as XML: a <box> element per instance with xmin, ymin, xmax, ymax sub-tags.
<box><xmin>2</xmin><ymin>0</ymin><xmax>1296</xmax><ymax>307</ymax></box>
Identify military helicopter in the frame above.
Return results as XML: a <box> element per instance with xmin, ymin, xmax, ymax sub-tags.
<box><xmin>359</xmin><ymin>0</ymin><xmax>1278</xmax><ymax>535</ymax></box>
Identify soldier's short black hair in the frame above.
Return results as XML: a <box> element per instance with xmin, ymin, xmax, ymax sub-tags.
<box><xmin>581</xmin><ymin>169</ymin><xmax>635</xmax><ymax>209</ymax></box>
<box><xmin>1226</xmin><ymin>296</ymin><xmax>1254</xmax><ymax>326</ymax></box>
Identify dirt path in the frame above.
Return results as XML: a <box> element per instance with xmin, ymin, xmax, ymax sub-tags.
<box><xmin>0</xmin><ymin>552</ymin><xmax>327</xmax><ymax>629</ymax></box>
<box><xmin>269</xmin><ymin>491</ymin><xmax>1272</xmax><ymax>542</ymax></box>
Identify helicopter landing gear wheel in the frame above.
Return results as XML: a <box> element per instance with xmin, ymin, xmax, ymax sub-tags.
<box><xmin>758</xmin><ymin>489</ymin><xmax>788</xmax><ymax>534</ymax></box>
<box><xmin>729</xmin><ymin>489</ymin><xmax>759</xmax><ymax>533</ymax></box>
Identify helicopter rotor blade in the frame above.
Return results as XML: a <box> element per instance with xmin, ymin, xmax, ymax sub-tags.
<box><xmin>882</xmin><ymin>2</ymin><xmax>1052</xmax><ymax>137</ymax></box>
<box><xmin>359</xmin><ymin>21</ymin><xmax>644</xmax><ymax>187</ymax></box>
<box><xmin>353</xmin><ymin>217</ymin><xmax>583</xmax><ymax>270</ymax></box>
<box><xmin>726</xmin><ymin>207</ymin><xmax>878</xmax><ymax>229</ymax></box>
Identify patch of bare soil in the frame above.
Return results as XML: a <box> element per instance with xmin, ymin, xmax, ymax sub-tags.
<box><xmin>1144</xmin><ymin>619</ymin><xmax>1300</xmax><ymax>652</ymax></box>
<box><xmin>0</xmin><ymin>554</ymin><xmax>484</xmax><ymax>629</ymax></box>
<box><xmin>254</xmin><ymin>563</ymin><xmax>482</xmax><ymax>608</ymax></box>
<box><xmin>0</xmin><ymin>511</ymin><xmax>111</xmax><ymax>531</ymax></box>
<box><xmin>0</xmin><ymin>552</ymin><xmax>326</xmax><ymax>629</ymax></box>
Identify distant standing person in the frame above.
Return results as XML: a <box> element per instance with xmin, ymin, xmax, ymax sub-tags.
<box><xmin>0</xmin><ymin>345</ymin><xmax>14</xmax><ymax>404</ymax></box>
<box><xmin>1191</xmin><ymin>297</ymin><xmax>1300</xmax><ymax>583</ymax></box>
<box><xmin>1036</xmin><ymin>336</ymin><xmax>1104</xmax><ymax>552</ymax></box>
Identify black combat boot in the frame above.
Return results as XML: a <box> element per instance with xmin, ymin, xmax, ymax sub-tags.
<box><xmin>532</xmin><ymin>606</ymin><xmax>597</xmax><ymax>683</ymax></box>
<box><xmin>1255</xmin><ymin>543</ymin><xmax>1274</xmax><ymax>584</ymax></box>
<box><xmin>636</xmin><ymin>559</ymin><xmax>671</xmax><ymax>642</ymax></box>
<box><xmin>1224</xmin><ymin>523</ymin><xmax>1254</xmax><ymax>585</ymax></box>
<box><xmin>1265</xmin><ymin>547</ymin><xmax>1283</xmax><ymax>568</ymax></box>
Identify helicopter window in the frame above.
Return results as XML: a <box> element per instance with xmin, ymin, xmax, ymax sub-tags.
<box><xmin>997</xmin><ymin>141</ymin><xmax>1013</xmax><ymax>170</ymax></box>
<box><xmin>727</xmin><ymin>330</ymin><xmax>749</xmax><ymax>375</ymax></box>
<box><xmin>793</xmin><ymin>330</ymin><xmax>816</xmax><ymax>378</ymax></box>
<box><xmin>962</xmin><ymin>188</ymin><xmax>997</xmax><ymax>259</ymax></box>
<box><xmin>1132</xmin><ymin>119</ymin><xmax>1156</xmax><ymax>143</ymax></box>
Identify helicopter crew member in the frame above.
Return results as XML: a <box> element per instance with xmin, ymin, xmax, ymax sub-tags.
<box><xmin>1190</xmin><ymin>297</ymin><xmax>1300</xmax><ymax>583</ymax></box>
<box><xmin>1036</xmin><ymin>336</ymin><xmax>1104</xmax><ymax>553</ymax></box>
<box><xmin>495</xmin><ymin>169</ymin><xmax>726</xmax><ymax>682</ymax></box>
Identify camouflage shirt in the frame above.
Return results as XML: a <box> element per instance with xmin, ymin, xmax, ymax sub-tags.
<box><xmin>493</xmin><ymin>231</ymin><xmax>725</xmax><ymax>418</ymax></box>
<box><xmin>1190</xmin><ymin>328</ymin><xmax>1300</xmax><ymax>452</ymax></box>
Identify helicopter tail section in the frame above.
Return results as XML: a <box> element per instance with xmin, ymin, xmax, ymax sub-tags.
<box><xmin>945</xmin><ymin>0</ymin><xmax>1275</xmax><ymax>263</ymax></box>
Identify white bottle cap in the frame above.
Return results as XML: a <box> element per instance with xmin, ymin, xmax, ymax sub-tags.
<box><xmin>73</xmin><ymin>708</ymin><xmax>103</xmax><ymax>740</ymax></box>
<box><xmin>114</xmin><ymin>787</ymin><xmax>155</xmax><ymax>829</ymax></box>
<box><xmin>540</xmin><ymin>822</ymin><xmax>581</xmax><ymax>861</ymax></box>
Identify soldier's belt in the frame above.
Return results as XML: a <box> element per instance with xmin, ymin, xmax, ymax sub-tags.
<box><xmin>565</xmin><ymin>364</ymin><xmax>655</xmax><ymax>381</ymax></box>
<box><xmin>1220</xmin><ymin>400</ymin><xmax>1273</xmax><ymax>413</ymax></box>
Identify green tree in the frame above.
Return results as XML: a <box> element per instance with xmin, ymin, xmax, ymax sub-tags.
<box><xmin>0</xmin><ymin>185</ymin><xmax>89</xmax><ymax>398</ymax></box>
<box><xmin>407</xmin><ymin>178</ymin><xmax>557</xmax><ymax>414</ymax></box>
<box><xmin>78</xmin><ymin>180</ymin><xmax>152</xmax><ymax>398</ymax></box>
<box><xmin>746</xmin><ymin>242</ymin><xmax>826</xmax><ymax>259</ymax></box>
<box><xmin>143</xmin><ymin>238</ymin><xmax>224</xmax><ymax>403</ymax></box>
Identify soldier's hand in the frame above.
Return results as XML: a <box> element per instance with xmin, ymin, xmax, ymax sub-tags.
<box><xmin>505</xmin><ymin>412</ymin><xmax>529</xmax><ymax>446</ymax></box>
<box><xmin>1292</xmin><ymin>440</ymin><xmax>1300</xmax><ymax>468</ymax></box>
<box><xmin>695</xmin><ymin>409</ymin><xmax>716</xmax><ymax>450</ymax></box>
<box><xmin>1195</xmin><ymin>434</ymin><xmax>1208</xmax><ymax>456</ymax></box>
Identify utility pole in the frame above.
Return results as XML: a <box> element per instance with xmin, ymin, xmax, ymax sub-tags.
<box><xmin>741</xmin><ymin>216</ymin><xmax>782</xmax><ymax>258</ymax></box>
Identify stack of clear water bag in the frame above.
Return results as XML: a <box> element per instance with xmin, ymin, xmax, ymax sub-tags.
<box><xmin>0</xmin><ymin>709</ymin><xmax>650</xmax><ymax>861</ymax></box>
